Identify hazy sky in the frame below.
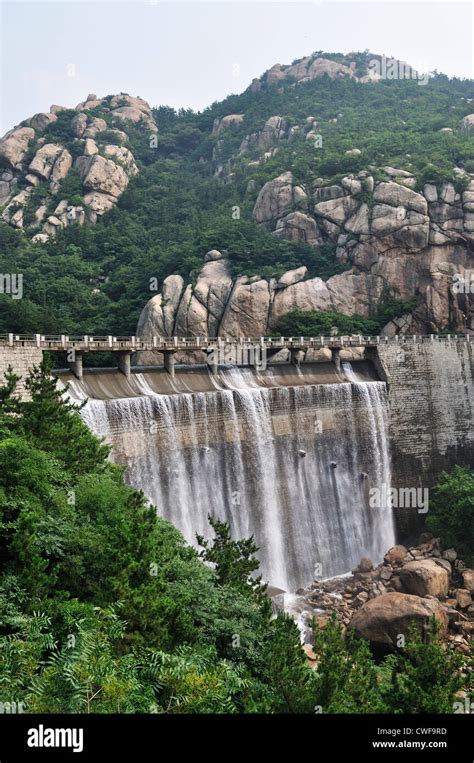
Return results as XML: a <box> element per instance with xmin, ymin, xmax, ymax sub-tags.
<box><xmin>1</xmin><ymin>0</ymin><xmax>473</xmax><ymax>134</ymax></box>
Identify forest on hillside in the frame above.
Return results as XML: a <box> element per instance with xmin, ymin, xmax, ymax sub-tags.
<box><xmin>1</xmin><ymin>68</ymin><xmax>473</xmax><ymax>338</ymax></box>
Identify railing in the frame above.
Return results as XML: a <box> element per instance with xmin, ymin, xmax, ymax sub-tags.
<box><xmin>0</xmin><ymin>333</ymin><xmax>471</xmax><ymax>352</ymax></box>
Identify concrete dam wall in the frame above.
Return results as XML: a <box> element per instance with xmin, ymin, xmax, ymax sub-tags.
<box><xmin>61</xmin><ymin>362</ymin><xmax>395</xmax><ymax>591</ymax></box>
<box><xmin>377</xmin><ymin>339</ymin><xmax>474</xmax><ymax>534</ymax></box>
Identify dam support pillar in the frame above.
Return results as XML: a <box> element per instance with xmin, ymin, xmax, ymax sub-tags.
<box><xmin>331</xmin><ymin>347</ymin><xmax>341</xmax><ymax>373</ymax></box>
<box><xmin>69</xmin><ymin>352</ymin><xmax>83</xmax><ymax>380</ymax></box>
<box><xmin>117</xmin><ymin>351</ymin><xmax>132</xmax><ymax>379</ymax></box>
<box><xmin>163</xmin><ymin>350</ymin><xmax>176</xmax><ymax>378</ymax></box>
<box><xmin>364</xmin><ymin>346</ymin><xmax>390</xmax><ymax>383</ymax></box>
<box><xmin>206</xmin><ymin>347</ymin><xmax>218</xmax><ymax>375</ymax></box>
<box><xmin>290</xmin><ymin>348</ymin><xmax>303</xmax><ymax>368</ymax></box>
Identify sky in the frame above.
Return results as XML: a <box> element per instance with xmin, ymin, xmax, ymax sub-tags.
<box><xmin>0</xmin><ymin>0</ymin><xmax>473</xmax><ymax>134</ymax></box>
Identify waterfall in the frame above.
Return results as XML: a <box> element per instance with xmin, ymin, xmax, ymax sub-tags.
<box><xmin>67</xmin><ymin>364</ymin><xmax>395</xmax><ymax>591</ymax></box>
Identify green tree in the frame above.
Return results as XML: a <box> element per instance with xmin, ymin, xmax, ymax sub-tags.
<box><xmin>312</xmin><ymin>614</ymin><xmax>386</xmax><ymax>713</ymax></box>
<box><xmin>247</xmin><ymin>613</ymin><xmax>317</xmax><ymax>713</ymax></box>
<box><xmin>381</xmin><ymin>620</ymin><xmax>466</xmax><ymax>714</ymax></box>
<box><xmin>197</xmin><ymin>515</ymin><xmax>266</xmax><ymax>598</ymax></box>
<box><xmin>18</xmin><ymin>357</ymin><xmax>110</xmax><ymax>475</ymax></box>
<box><xmin>426</xmin><ymin>466</ymin><xmax>474</xmax><ymax>565</ymax></box>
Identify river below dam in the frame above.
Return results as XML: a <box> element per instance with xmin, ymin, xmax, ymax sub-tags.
<box><xmin>59</xmin><ymin>361</ymin><xmax>396</xmax><ymax>592</ymax></box>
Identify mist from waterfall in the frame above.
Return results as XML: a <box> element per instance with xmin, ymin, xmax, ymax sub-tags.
<box><xmin>67</xmin><ymin>364</ymin><xmax>395</xmax><ymax>591</ymax></box>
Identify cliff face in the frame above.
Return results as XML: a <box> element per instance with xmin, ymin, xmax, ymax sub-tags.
<box><xmin>0</xmin><ymin>93</ymin><xmax>157</xmax><ymax>240</ymax></box>
<box><xmin>137</xmin><ymin>168</ymin><xmax>474</xmax><ymax>342</ymax></box>
<box><xmin>136</xmin><ymin>51</ymin><xmax>474</xmax><ymax>340</ymax></box>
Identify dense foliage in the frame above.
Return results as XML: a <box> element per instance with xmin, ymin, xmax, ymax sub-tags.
<box><xmin>1</xmin><ymin>59</ymin><xmax>473</xmax><ymax>337</ymax></box>
<box><xmin>427</xmin><ymin>466</ymin><xmax>474</xmax><ymax>566</ymax></box>
<box><xmin>274</xmin><ymin>297</ymin><xmax>417</xmax><ymax>337</ymax></box>
<box><xmin>0</xmin><ymin>362</ymin><xmax>469</xmax><ymax>713</ymax></box>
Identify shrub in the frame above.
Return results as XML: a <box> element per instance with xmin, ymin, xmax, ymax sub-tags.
<box><xmin>426</xmin><ymin>466</ymin><xmax>474</xmax><ymax>565</ymax></box>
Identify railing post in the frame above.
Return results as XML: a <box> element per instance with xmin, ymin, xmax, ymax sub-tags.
<box><xmin>8</xmin><ymin>333</ymin><xmax>13</xmax><ymax>347</ymax></box>
<box><xmin>108</xmin><ymin>335</ymin><xmax>113</xmax><ymax>348</ymax></box>
<box><xmin>35</xmin><ymin>333</ymin><xmax>41</xmax><ymax>348</ymax></box>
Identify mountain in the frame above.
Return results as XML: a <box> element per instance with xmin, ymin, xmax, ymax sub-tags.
<box><xmin>0</xmin><ymin>50</ymin><xmax>473</xmax><ymax>339</ymax></box>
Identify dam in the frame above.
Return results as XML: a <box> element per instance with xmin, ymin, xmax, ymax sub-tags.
<box><xmin>1</xmin><ymin>334</ymin><xmax>473</xmax><ymax>592</ymax></box>
<box><xmin>57</xmin><ymin>360</ymin><xmax>393</xmax><ymax>591</ymax></box>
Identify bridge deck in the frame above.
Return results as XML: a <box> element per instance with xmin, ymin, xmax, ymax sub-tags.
<box><xmin>0</xmin><ymin>333</ymin><xmax>470</xmax><ymax>353</ymax></box>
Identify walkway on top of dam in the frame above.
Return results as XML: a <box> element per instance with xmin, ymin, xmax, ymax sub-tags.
<box><xmin>0</xmin><ymin>332</ymin><xmax>471</xmax><ymax>353</ymax></box>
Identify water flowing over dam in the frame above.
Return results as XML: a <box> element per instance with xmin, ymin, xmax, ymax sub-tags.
<box><xmin>59</xmin><ymin>361</ymin><xmax>396</xmax><ymax>591</ymax></box>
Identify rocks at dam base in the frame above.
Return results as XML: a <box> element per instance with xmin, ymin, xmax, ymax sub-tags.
<box><xmin>0</xmin><ymin>93</ymin><xmax>154</xmax><ymax>240</ymax></box>
<box><xmin>286</xmin><ymin>534</ymin><xmax>473</xmax><ymax>656</ymax></box>
<box><xmin>350</xmin><ymin>592</ymin><xmax>448</xmax><ymax>647</ymax></box>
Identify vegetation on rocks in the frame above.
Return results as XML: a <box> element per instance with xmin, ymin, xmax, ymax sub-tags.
<box><xmin>275</xmin><ymin>297</ymin><xmax>417</xmax><ymax>337</ymax></box>
<box><xmin>427</xmin><ymin>466</ymin><xmax>474</xmax><ymax>566</ymax></box>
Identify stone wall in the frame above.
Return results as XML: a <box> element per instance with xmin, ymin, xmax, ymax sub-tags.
<box><xmin>377</xmin><ymin>339</ymin><xmax>474</xmax><ymax>535</ymax></box>
<box><xmin>0</xmin><ymin>346</ymin><xmax>43</xmax><ymax>396</ymax></box>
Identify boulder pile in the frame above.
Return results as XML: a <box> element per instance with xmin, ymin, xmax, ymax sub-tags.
<box><xmin>288</xmin><ymin>534</ymin><xmax>473</xmax><ymax>655</ymax></box>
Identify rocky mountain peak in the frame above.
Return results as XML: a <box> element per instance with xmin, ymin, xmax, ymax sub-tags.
<box><xmin>247</xmin><ymin>51</ymin><xmax>418</xmax><ymax>92</ymax></box>
<box><xmin>0</xmin><ymin>92</ymin><xmax>157</xmax><ymax>240</ymax></box>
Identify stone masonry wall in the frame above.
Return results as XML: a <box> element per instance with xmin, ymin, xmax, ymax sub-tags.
<box><xmin>0</xmin><ymin>347</ymin><xmax>44</xmax><ymax>396</ymax></box>
<box><xmin>377</xmin><ymin>339</ymin><xmax>474</xmax><ymax>536</ymax></box>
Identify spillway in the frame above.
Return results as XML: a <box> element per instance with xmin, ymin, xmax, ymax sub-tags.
<box><xmin>58</xmin><ymin>361</ymin><xmax>395</xmax><ymax>591</ymax></box>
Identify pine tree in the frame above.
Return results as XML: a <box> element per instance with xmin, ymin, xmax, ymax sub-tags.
<box><xmin>197</xmin><ymin>515</ymin><xmax>267</xmax><ymax>598</ymax></box>
<box><xmin>19</xmin><ymin>356</ymin><xmax>110</xmax><ymax>475</ymax></box>
<box><xmin>382</xmin><ymin>619</ymin><xmax>466</xmax><ymax>713</ymax></box>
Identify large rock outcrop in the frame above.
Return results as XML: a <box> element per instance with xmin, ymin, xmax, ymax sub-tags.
<box><xmin>136</xmin><ymin>169</ymin><xmax>474</xmax><ymax>341</ymax></box>
<box><xmin>0</xmin><ymin>92</ymin><xmax>157</xmax><ymax>238</ymax></box>
<box><xmin>253</xmin><ymin>171</ymin><xmax>307</xmax><ymax>224</ymax></box>
<box><xmin>0</xmin><ymin>126</ymin><xmax>35</xmax><ymax>170</ymax></box>
<box><xmin>248</xmin><ymin>52</ymin><xmax>421</xmax><ymax>93</ymax></box>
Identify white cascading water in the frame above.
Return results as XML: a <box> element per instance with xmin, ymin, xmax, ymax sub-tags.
<box><xmin>67</xmin><ymin>363</ymin><xmax>395</xmax><ymax>591</ymax></box>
